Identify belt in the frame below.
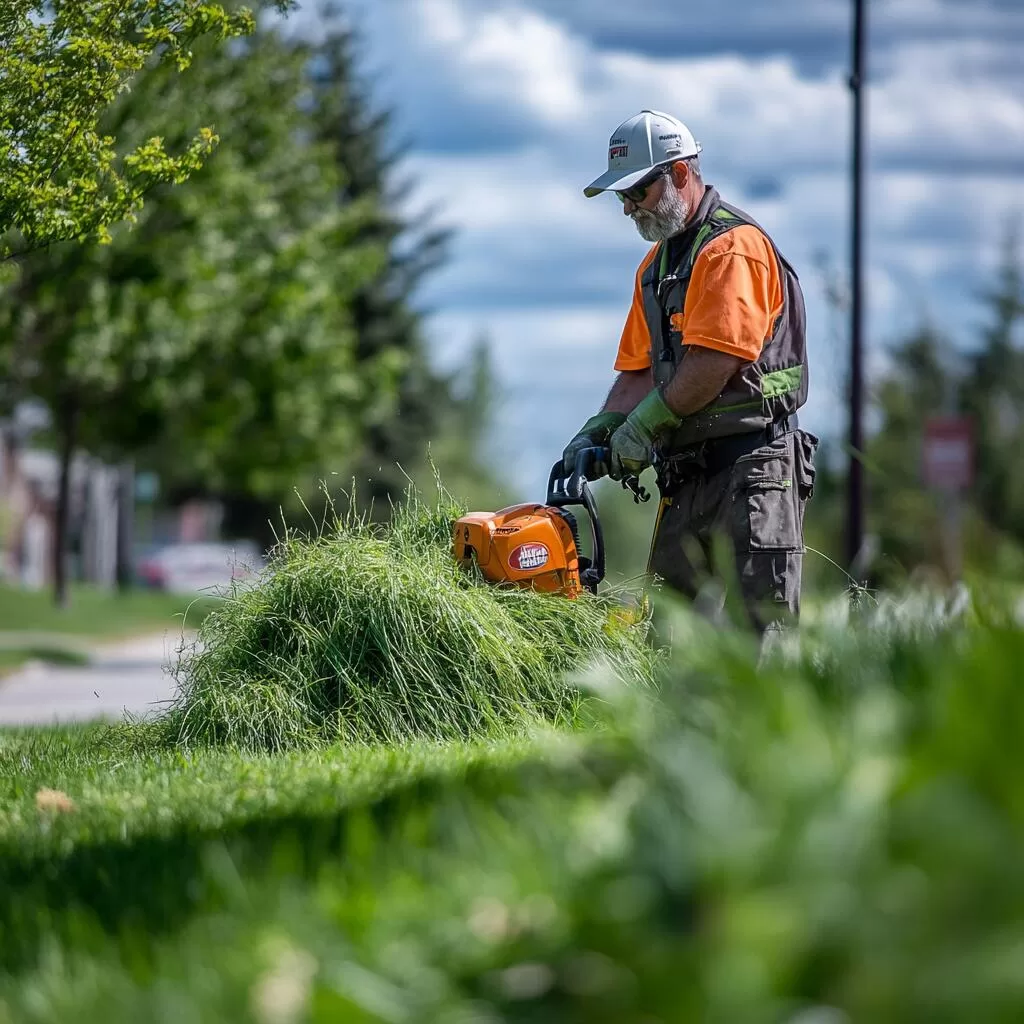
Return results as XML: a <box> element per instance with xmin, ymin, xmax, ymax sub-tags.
<box><xmin>656</xmin><ymin>414</ymin><xmax>799</xmax><ymax>487</ymax></box>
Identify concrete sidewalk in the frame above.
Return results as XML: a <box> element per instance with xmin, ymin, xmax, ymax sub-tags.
<box><xmin>0</xmin><ymin>631</ymin><xmax>193</xmax><ymax>726</ymax></box>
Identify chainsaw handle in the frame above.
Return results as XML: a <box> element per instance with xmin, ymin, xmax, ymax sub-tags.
<box><xmin>547</xmin><ymin>447</ymin><xmax>609</xmax><ymax>502</ymax></box>
<box><xmin>547</xmin><ymin>447</ymin><xmax>651</xmax><ymax>506</ymax></box>
<box><xmin>546</xmin><ymin>450</ymin><xmax>606</xmax><ymax>593</ymax></box>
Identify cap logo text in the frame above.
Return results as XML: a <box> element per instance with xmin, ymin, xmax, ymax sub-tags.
<box><xmin>609</xmin><ymin>145</ymin><xmax>628</xmax><ymax>159</ymax></box>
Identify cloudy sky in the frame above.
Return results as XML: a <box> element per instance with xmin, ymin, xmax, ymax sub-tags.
<box><xmin>299</xmin><ymin>0</ymin><xmax>1024</xmax><ymax>497</ymax></box>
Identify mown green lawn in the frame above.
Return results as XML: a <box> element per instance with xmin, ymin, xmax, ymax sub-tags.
<box><xmin>0</xmin><ymin>583</ymin><xmax>221</xmax><ymax>638</ymax></box>
<box><xmin>0</xmin><ymin>584</ymin><xmax>222</xmax><ymax>676</ymax></box>
<box><xmin>0</xmin><ymin>722</ymin><xmax>583</xmax><ymax>1021</ymax></box>
<box><xmin>0</xmin><ymin>724</ymin><xmax>551</xmax><ymax>857</ymax></box>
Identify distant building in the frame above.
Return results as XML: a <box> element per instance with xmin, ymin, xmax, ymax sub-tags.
<box><xmin>1</xmin><ymin>425</ymin><xmax>56</xmax><ymax>588</ymax></box>
<box><xmin>1</xmin><ymin>420</ymin><xmax>226</xmax><ymax>591</ymax></box>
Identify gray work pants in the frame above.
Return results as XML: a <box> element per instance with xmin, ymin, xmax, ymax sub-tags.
<box><xmin>647</xmin><ymin>430</ymin><xmax>818</xmax><ymax>635</ymax></box>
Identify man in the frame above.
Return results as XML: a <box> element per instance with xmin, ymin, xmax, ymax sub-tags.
<box><xmin>562</xmin><ymin>109</ymin><xmax>817</xmax><ymax>635</ymax></box>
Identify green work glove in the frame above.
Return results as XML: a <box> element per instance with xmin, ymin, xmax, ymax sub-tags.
<box><xmin>609</xmin><ymin>388</ymin><xmax>681</xmax><ymax>480</ymax></box>
<box><xmin>561</xmin><ymin>410</ymin><xmax>626</xmax><ymax>475</ymax></box>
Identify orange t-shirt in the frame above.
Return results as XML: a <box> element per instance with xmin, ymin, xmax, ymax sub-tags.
<box><xmin>614</xmin><ymin>224</ymin><xmax>783</xmax><ymax>371</ymax></box>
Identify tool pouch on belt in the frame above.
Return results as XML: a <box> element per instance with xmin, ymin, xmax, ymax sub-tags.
<box><xmin>654</xmin><ymin>446</ymin><xmax>705</xmax><ymax>496</ymax></box>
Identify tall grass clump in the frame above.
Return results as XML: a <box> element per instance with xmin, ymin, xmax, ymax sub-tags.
<box><xmin>160</xmin><ymin>490</ymin><xmax>657</xmax><ymax>751</ymax></box>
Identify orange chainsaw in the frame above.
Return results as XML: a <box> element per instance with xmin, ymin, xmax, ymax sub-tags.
<box><xmin>453</xmin><ymin>448</ymin><xmax>649</xmax><ymax>599</ymax></box>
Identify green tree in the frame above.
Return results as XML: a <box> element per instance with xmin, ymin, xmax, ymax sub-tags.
<box><xmin>299</xmin><ymin>9</ymin><xmax>505</xmax><ymax>517</ymax></box>
<box><xmin>962</xmin><ymin>226</ymin><xmax>1024</xmax><ymax>541</ymax></box>
<box><xmin>1</xmin><ymin>0</ymin><xmax>295</xmax><ymax>258</ymax></box>
<box><xmin>867</xmin><ymin>325</ymin><xmax>958</xmax><ymax>580</ymax></box>
<box><xmin>2</xmin><ymin>3</ymin><xmax>506</xmax><ymax>605</ymax></box>
<box><xmin>0</xmin><ymin>19</ymin><xmax>393</xmax><ymax>604</ymax></box>
<box><xmin>864</xmin><ymin>229</ymin><xmax>1024</xmax><ymax>584</ymax></box>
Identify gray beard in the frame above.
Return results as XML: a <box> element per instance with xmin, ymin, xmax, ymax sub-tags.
<box><xmin>632</xmin><ymin>187</ymin><xmax>691</xmax><ymax>242</ymax></box>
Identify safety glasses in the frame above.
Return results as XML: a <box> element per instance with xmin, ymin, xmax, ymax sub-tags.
<box><xmin>616</xmin><ymin>163</ymin><xmax>672</xmax><ymax>204</ymax></box>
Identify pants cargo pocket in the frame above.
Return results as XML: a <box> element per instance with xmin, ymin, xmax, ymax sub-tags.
<box><xmin>734</xmin><ymin>438</ymin><xmax>801</xmax><ymax>552</ymax></box>
<box><xmin>742</xmin><ymin>550</ymin><xmax>802</xmax><ymax>630</ymax></box>
<box><xmin>795</xmin><ymin>429</ymin><xmax>819</xmax><ymax>501</ymax></box>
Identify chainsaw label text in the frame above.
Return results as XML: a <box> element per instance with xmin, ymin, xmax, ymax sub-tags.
<box><xmin>509</xmin><ymin>542</ymin><xmax>549</xmax><ymax>571</ymax></box>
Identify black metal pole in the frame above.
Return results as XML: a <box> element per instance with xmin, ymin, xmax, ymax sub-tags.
<box><xmin>846</xmin><ymin>0</ymin><xmax>866</xmax><ymax>573</ymax></box>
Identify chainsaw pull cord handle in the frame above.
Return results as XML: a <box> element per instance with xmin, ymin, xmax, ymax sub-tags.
<box><xmin>546</xmin><ymin>448</ymin><xmax>606</xmax><ymax>593</ymax></box>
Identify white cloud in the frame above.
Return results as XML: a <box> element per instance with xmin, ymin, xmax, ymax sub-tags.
<box><xmin>872</xmin><ymin>41</ymin><xmax>1024</xmax><ymax>166</ymax></box>
<box><xmin>525</xmin><ymin>0</ymin><xmax>1024</xmax><ymax>61</ymax></box>
<box><xmin>590</xmin><ymin>51</ymin><xmax>849</xmax><ymax>168</ymax></box>
<box><xmin>397</xmin><ymin>0</ymin><xmax>1024</xmax><ymax>176</ymax></box>
<box><xmin>414</xmin><ymin>0</ymin><xmax>589</xmax><ymax>120</ymax></box>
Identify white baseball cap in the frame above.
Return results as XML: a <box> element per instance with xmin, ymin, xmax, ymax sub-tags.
<box><xmin>583</xmin><ymin>109</ymin><xmax>702</xmax><ymax>198</ymax></box>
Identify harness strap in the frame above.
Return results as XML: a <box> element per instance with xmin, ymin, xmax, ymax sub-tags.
<box><xmin>652</xmin><ymin>203</ymin><xmax>743</xmax><ymax>367</ymax></box>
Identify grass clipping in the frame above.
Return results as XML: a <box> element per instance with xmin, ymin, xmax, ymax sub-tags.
<box><xmin>162</xmin><ymin>493</ymin><xmax>656</xmax><ymax>750</ymax></box>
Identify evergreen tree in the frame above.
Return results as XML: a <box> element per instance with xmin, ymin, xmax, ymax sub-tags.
<box><xmin>303</xmin><ymin>8</ymin><xmax>503</xmax><ymax>515</ymax></box>
<box><xmin>962</xmin><ymin>225</ymin><xmax>1024</xmax><ymax>540</ymax></box>
<box><xmin>867</xmin><ymin>325</ymin><xmax>958</xmax><ymax>579</ymax></box>
<box><xmin>864</xmin><ymin>227</ymin><xmax>1024</xmax><ymax>583</ymax></box>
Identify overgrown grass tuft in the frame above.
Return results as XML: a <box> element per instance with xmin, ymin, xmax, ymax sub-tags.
<box><xmin>159</xmin><ymin>489</ymin><xmax>658</xmax><ymax>751</ymax></box>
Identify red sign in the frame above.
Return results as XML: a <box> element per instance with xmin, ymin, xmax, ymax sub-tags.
<box><xmin>922</xmin><ymin>416</ymin><xmax>973</xmax><ymax>492</ymax></box>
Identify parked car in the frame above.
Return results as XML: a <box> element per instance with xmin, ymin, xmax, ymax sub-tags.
<box><xmin>137</xmin><ymin>541</ymin><xmax>265</xmax><ymax>594</ymax></box>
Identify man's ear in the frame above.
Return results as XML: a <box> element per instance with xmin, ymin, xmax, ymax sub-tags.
<box><xmin>669</xmin><ymin>160</ymin><xmax>688</xmax><ymax>188</ymax></box>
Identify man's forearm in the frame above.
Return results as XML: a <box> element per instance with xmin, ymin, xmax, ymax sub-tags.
<box><xmin>662</xmin><ymin>347</ymin><xmax>744</xmax><ymax>418</ymax></box>
<box><xmin>601</xmin><ymin>368</ymin><xmax>652</xmax><ymax>416</ymax></box>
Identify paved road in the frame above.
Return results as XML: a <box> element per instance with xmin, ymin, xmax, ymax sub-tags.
<box><xmin>0</xmin><ymin>632</ymin><xmax>191</xmax><ymax>726</ymax></box>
